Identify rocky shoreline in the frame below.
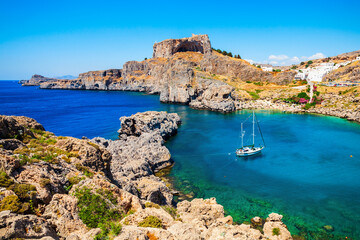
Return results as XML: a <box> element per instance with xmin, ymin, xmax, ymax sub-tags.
<box><xmin>0</xmin><ymin>112</ymin><xmax>293</xmax><ymax>240</ymax></box>
<box><xmin>20</xmin><ymin>34</ymin><xmax>360</xmax><ymax>123</ymax></box>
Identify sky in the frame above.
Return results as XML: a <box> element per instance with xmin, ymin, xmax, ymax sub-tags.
<box><xmin>1</xmin><ymin>0</ymin><xmax>360</xmax><ymax>80</ymax></box>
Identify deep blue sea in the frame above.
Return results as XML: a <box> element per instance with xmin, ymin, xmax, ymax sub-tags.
<box><xmin>1</xmin><ymin>81</ymin><xmax>360</xmax><ymax>239</ymax></box>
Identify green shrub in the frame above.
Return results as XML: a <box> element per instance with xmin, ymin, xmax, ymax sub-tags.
<box><xmin>74</xmin><ymin>187</ymin><xmax>122</xmax><ymax>229</ymax></box>
<box><xmin>8</xmin><ymin>183</ymin><xmax>37</xmax><ymax>201</ymax></box>
<box><xmin>246</xmin><ymin>91</ymin><xmax>260</xmax><ymax>100</ymax></box>
<box><xmin>145</xmin><ymin>202</ymin><xmax>160</xmax><ymax>209</ymax></box>
<box><xmin>75</xmin><ymin>164</ymin><xmax>94</xmax><ymax>178</ymax></box>
<box><xmin>95</xmin><ymin>222</ymin><xmax>122</xmax><ymax>240</ymax></box>
<box><xmin>297</xmin><ymin>92</ymin><xmax>309</xmax><ymax>100</ymax></box>
<box><xmin>0</xmin><ymin>195</ymin><xmax>30</xmax><ymax>213</ymax></box>
<box><xmin>272</xmin><ymin>227</ymin><xmax>280</xmax><ymax>236</ymax></box>
<box><xmin>96</xmin><ymin>188</ymin><xmax>117</xmax><ymax>205</ymax></box>
<box><xmin>68</xmin><ymin>176</ymin><xmax>85</xmax><ymax>186</ymax></box>
<box><xmin>138</xmin><ymin>216</ymin><xmax>163</xmax><ymax>228</ymax></box>
<box><xmin>303</xmin><ymin>102</ymin><xmax>316</xmax><ymax>110</ymax></box>
<box><xmin>87</xmin><ymin>142</ymin><xmax>100</xmax><ymax>150</ymax></box>
<box><xmin>0</xmin><ymin>171</ymin><xmax>14</xmax><ymax>187</ymax></box>
<box><xmin>162</xmin><ymin>205</ymin><xmax>178</xmax><ymax>219</ymax></box>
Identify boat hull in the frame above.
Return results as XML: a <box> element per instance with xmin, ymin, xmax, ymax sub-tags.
<box><xmin>236</xmin><ymin>147</ymin><xmax>264</xmax><ymax>157</ymax></box>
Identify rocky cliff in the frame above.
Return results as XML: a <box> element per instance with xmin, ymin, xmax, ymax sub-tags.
<box><xmin>0</xmin><ymin>113</ymin><xmax>293</xmax><ymax>240</ymax></box>
<box><xmin>153</xmin><ymin>34</ymin><xmax>212</xmax><ymax>58</ymax></box>
<box><xmin>323</xmin><ymin>60</ymin><xmax>360</xmax><ymax>82</ymax></box>
<box><xmin>21</xmin><ymin>34</ymin><xmax>298</xmax><ymax>113</ymax></box>
<box><xmin>19</xmin><ymin>74</ymin><xmax>59</xmax><ymax>86</ymax></box>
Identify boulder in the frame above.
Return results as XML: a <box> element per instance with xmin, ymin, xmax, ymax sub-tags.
<box><xmin>43</xmin><ymin>194</ymin><xmax>88</xmax><ymax>238</ymax></box>
<box><xmin>0</xmin><ymin>211</ymin><xmax>58</xmax><ymax>240</ymax></box>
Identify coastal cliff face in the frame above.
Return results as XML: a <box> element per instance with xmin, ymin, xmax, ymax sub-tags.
<box><xmin>0</xmin><ymin>113</ymin><xmax>293</xmax><ymax>240</ymax></box>
<box><xmin>153</xmin><ymin>34</ymin><xmax>212</xmax><ymax>58</ymax></box>
<box><xmin>29</xmin><ymin>34</ymin><xmax>297</xmax><ymax>113</ymax></box>
<box><xmin>19</xmin><ymin>74</ymin><xmax>58</xmax><ymax>86</ymax></box>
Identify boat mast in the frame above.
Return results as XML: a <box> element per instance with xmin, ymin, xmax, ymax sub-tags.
<box><xmin>252</xmin><ymin>111</ymin><xmax>255</xmax><ymax>146</ymax></box>
<box><xmin>241</xmin><ymin>123</ymin><xmax>244</xmax><ymax>148</ymax></box>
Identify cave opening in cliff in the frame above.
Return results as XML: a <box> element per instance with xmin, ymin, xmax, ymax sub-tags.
<box><xmin>174</xmin><ymin>41</ymin><xmax>204</xmax><ymax>54</ymax></box>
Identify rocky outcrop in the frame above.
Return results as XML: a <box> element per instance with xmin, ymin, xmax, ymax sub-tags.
<box><xmin>0</xmin><ymin>115</ymin><xmax>45</xmax><ymax>140</ymax></box>
<box><xmin>119</xmin><ymin>111</ymin><xmax>181</xmax><ymax>139</ymax></box>
<box><xmin>200</xmin><ymin>52</ymin><xmax>295</xmax><ymax>85</ymax></box>
<box><xmin>153</xmin><ymin>34</ymin><xmax>212</xmax><ymax>58</ymax></box>
<box><xmin>323</xmin><ymin>60</ymin><xmax>360</xmax><ymax>82</ymax></box>
<box><xmin>0</xmin><ymin>113</ymin><xmax>294</xmax><ymax>239</ymax></box>
<box><xmin>92</xmin><ymin>111</ymin><xmax>181</xmax><ymax>205</ymax></box>
<box><xmin>19</xmin><ymin>74</ymin><xmax>58</xmax><ymax>86</ymax></box>
<box><xmin>0</xmin><ymin>210</ymin><xmax>58</xmax><ymax>239</ymax></box>
<box><xmin>30</xmin><ymin>34</ymin><xmax>302</xmax><ymax>113</ymax></box>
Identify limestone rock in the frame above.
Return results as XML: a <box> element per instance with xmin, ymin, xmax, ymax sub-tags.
<box><xmin>119</xmin><ymin>111</ymin><xmax>181</xmax><ymax>140</ymax></box>
<box><xmin>0</xmin><ymin>139</ymin><xmax>25</xmax><ymax>150</ymax></box>
<box><xmin>122</xmin><ymin>207</ymin><xmax>174</xmax><ymax>229</ymax></box>
<box><xmin>0</xmin><ymin>115</ymin><xmax>44</xmax><ymax>140</ymax></box>
<box><xmin>70</xmin><ymin>174</ymin><xmax>143</xmax><ymax>213</ymax></box>
<box><xmin>55</xmin><ymin>137</ymin><xmax>111</xmax><ymax>173</ymax></box>
<box><xmin>0</xmin><ymin>211</ymin><xmax>58</xmax><ymax>240</ymax></box>
<box><xmin>43</xmin><ymin>194</ymin><xmax>88</xmax><ymax>238</ymax></box>
<box><xmin>136</xmin><ymin>176</ymin><xmax>173</xmax><ymax>205</ymax></box>
<box><xmin>177</xmin><ymin>198</ymin><xmax>225</xmax><ymax>227</ymax></box>
<box><xmin>13</xmin><ymin>161</ymin><xmax>73</xmax><ymax>204</ymax></box>
<box><xmin>167</xmin><ymin>222</ymin><xmax>202</xmax><ymax>240</ymax></box>
<box><xmin>153</xmin><ymin>34</ymin><xmax>212</xmax><ymax>58</ymax></box>
<box><xmin>263</xmin><ymin>213</ymin><xmax>292</xmax><ymax>240</ymax></box>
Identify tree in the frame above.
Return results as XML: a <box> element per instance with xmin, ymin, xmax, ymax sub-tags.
<box><xmin>307</xmin><ymin>60</ymin><xmax>313</xmax><ymax>65</ymax></box>
<box><xmin>300</xmin><ymin>62</ymin><xmax>305</xmax><ymax>65</ymax></box>
<box><xmin>144</xmin><ymin>58</ymin><xmax>147</xmax><ymax>60</ymax></box>
<box><xmin>228</xmin><ymin>52</ymin><xmax>233</xmax><ymax>57</ymax></box>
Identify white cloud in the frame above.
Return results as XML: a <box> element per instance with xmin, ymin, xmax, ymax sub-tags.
<box><xmin>266</xmin><ymin>52</ymin><xmax>326</xmax><ymax>66</ymax></box>
<box><xmin>245</xmin><ymin>52</ymin><xmax>327</xmax><ymax>66</ymax></box>
<box><xmin>245</xmin><ymin>59</ymin><xmax>255</xmax><ymax>64</ymax></box>
<box><xmin>268</xmin><ymin>54</ymin><xmax>289</xmax><ymax>61</ymax></box>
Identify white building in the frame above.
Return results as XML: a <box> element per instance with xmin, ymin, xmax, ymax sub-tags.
<box><xmin>262</xmin><ymin>66</ymin><xmax>273</xmax><ymax>72</ymax></box>
<box><xmin>295</xmin><ymin>72</ymin><xmax>307</xmax><ymax>80</ymax></box>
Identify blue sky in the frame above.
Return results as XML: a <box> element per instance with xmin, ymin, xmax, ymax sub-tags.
<box><xmin>1</xmin><ymin>0</ymin><xmax>360</xmax><ymax>79</ymax></box>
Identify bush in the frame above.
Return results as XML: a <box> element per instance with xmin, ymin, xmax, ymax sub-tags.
<box><xmin>74</xmin><ymin>187</ymin><xmax>122</xmax><ymax>228</ymax></box>
<box><xmin>68</xmin><ymin>176</ymin><xmax>85</xmax><ymax>186</ymax></box>
<box><xmin>145</xmin><ymin>202</ymin><xmax>160</xmax><ymax>209</ymax></box>
<box><xmin>0</xmin><ymin>195</ymin><xmax>30</xmax><ymax>213</ymax></box>
<box><xmin>138</xmin><ymin>216</ymin><xmax>163</xmax><ymax>228</ymax></box>
<box><xmin>0</xmin><ymin>171</ymin><xmax>14</xmax><ymax>187</ymax></box>
<box><xmin>162</xmin><ymin>205</ymin><xmax>178</xmax><ymax>219</ymax></box>
<box><xmin>297</xmin><ymin>92</ymin><xmax>309</xmax><ymax>100</ymax></box>
<box><xmin>95</xmin><ymin>222</ymin><xmax>122</xmax><ymax>240</ymax></box>
<box><xmin>303</xmin><ymin>102</ymin><xmax>316</xmax><ymax>110</ymax></box>
<box><xmin>8</xmin><ymin>183</ymin><xmax>36</xmax><ymax>201</ymax></box>
<box><xmin>272</xmin><ymin>227</ymin><xmax>280</xmax><ymax>236</ymax></box>
<box><xmin>75</xmin><ymin>164</ymin><xmax>94</xmax><ymax>178</ymax></box>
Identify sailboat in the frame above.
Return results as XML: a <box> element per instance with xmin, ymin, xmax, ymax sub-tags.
<box><xmin>236</xmin><ymin>111</ymin><xmax>265</xmax><ymax>157</ymax></box>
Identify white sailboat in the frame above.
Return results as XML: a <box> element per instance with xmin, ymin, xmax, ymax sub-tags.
<box><xmin>236</xmin><ymin>111</ymin><xmax>265</xmax><ymax>157</ymax></box>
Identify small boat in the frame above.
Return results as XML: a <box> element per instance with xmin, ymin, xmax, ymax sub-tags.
<box><xmin>236</xmin><ymin>111</ymin><xmax>265</xmax><ymax>157</ymax></box>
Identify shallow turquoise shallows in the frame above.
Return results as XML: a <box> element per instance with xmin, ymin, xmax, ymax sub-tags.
<box><xmin>1</xmin><ymin>81</ymin><xmax>360</xmax><ymax>239</ymax></box>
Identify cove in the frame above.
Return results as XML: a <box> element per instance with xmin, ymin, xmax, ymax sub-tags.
<box><xmin>1</xmin><ymin>81</ymin><xmax>360</xmax><ymax>239</ymax></box>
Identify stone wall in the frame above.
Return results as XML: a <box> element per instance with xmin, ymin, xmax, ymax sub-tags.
<box><xmin>153</xmin><ymin>34</ymin><xmax>212</xmax><ymax>58</ymax></box>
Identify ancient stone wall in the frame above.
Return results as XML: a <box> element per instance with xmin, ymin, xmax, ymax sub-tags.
<box><xmin>153</xmin><ymin>34</ymin><xmax>211</xmax><ymax>58</ymax></box>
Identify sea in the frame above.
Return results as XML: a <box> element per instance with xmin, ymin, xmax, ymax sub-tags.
<box><xmin>1</xmin><ymin>80</ymin><xmax>360</xmax><ymax>239</ymax></box>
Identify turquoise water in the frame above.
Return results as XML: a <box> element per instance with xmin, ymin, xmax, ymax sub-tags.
<box><xmin>1</xmin><ymin>81</ymin><xmax>360</xmax><ymax>239</ymax></box>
